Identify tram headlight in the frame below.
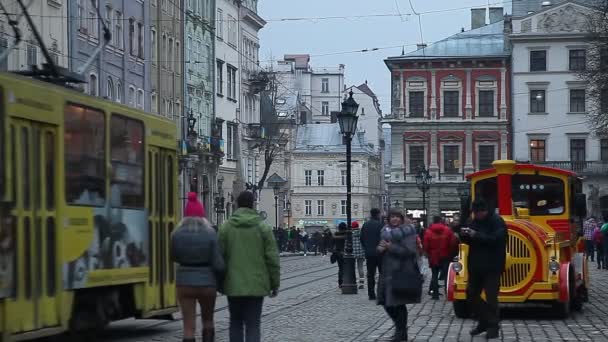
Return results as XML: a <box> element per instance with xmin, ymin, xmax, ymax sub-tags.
<box><xmin>549</xmin><ymin>260</ymin><xmax>560</xmax><ymax>273</ymax></box>
<box><xmin>452</xmin><ymin>262</ymin><xmax>463</xmax><ymax>273</ymax></box>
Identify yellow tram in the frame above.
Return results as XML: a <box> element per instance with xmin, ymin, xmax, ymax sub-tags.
<box><xmin>0</xmin><ymin>72</ymin><xmax>179</xmax><ymax>341</ymax></box>
<box><xmin>447</xmin><ymin>160</ymin><xmax>589</xmax><ymax>318</ymax></box>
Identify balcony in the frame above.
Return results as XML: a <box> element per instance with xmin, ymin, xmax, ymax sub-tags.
<box><xmin>245</xmin><ymin>123</ymin><xmax>265</xmax><ymax>139</ymax></box>
<box><xmin>536</xmin><ymin>161</ymin><xmax>608</xmax><ymax>176</ymax></box>
<box><xmin>186</xmin><ymin>135</ymin><xmax>224</xmax><ymax>158</ymax></box>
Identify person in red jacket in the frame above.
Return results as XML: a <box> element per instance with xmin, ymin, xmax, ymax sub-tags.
<box><xmin>424</xmin><ymin>216</ymin><xmax>455</xmax><ymax>300</ymax></box>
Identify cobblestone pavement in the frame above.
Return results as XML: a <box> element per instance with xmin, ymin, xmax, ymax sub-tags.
<box><xmin>96</xmin><ymin>256</ymin><xmax>608</xmax><ymax>342</ymax></box>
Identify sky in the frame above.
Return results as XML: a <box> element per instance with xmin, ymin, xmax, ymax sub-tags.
<box><xmin>258</xmin><ymin>0</ymin><xmax>512</xmax><ymax>113</ymax></box>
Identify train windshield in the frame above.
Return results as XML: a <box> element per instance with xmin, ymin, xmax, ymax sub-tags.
<box><xmin>512</xmin><ymin>174</ymin><xmax>565</xmax><ymax>215</ymax></box>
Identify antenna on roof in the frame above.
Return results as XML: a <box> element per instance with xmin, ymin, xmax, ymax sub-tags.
<box><xmin>401</xmin><ymin>46</ymin><xmax>405</xmax><ymax>55</ymax></box>
<box><xmin>0</xmin><ymin>1</ymin><xmax>24</xmax><ymax>65</ymax></box>
<box><xmin>76</xmin><ymin>0</ymin><xmax>112</xmax><ymax>75</ymax></box>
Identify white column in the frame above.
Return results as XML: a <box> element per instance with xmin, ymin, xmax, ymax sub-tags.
<box><xmin>500</xmin><ymin>131</ymin><xmax>508</xmax><ymax>159</ymax></box>
<box><xmin>430</xmin><ymin>130</ymin><xmax>439</xmax><ymax>172</ymax></box>
<box><xmin>465</xmin><ymin>130</ymin><xmax>475</xmax><ymax>172</ymax></box>
<box><xmin>430</xmin><ymin>70</ymin><xmax>437</xmax><ymax>120</ymax></box>
<box><xmin>466</xmin><ymin>69</ymin><xmax>472</xmax><ymax>120</ymax></box>
<box><xmin>500</xmin><ymin>67</ymin><xmax>507</xmax><ymax>120</ymax></box>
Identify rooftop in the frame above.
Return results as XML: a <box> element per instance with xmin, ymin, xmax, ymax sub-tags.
<box><xmin>385</xmin><ymin>21</ymin><xmax>508</xmax><ymax>62</ymax></box>
<box><xmin>294</xmin><ymin>123</ymin><xmax>375</xmax><ymax>154</ymax></box>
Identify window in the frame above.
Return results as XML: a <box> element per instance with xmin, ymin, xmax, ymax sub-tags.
<box><xmin>530</xmin><ymin>139</ymin><xmax>546</xmax><ymax>162</ymax></box>
<box><xmin>443</xmin><ymin>145</ymin><xmax>459</xmax><ymax>174</ymax></box>
<box><xmin>409</xmin><ymin>145</ymin><xmax>425</xmax><ymax>172</ymax></box>
<box><xmin>305</xmin><ymin>200</ymin><xmax>312</xmax><ymax>216</ymax></box>
<box><xmin>162</xmin><ymin>35</ymin><xmax>167</xmax><ymax>69</ymax></box>
<box><xmin>530</xmin><ymin>90</ymin><xmax>545</xmax><ymax>113</ymax></box>
<box><xmin>114</xmin><ymin>11</ymin><xmax>122</xmax><ymax>48</ymax></box>
<box><xmin>137</xmin><ymin>23</ymin><xmax>143</xmax><ymax>58</ymax></box>
<box><xmin>602</xmin><ymin>88</ymin><xmax>608</xmax><ymax>113</ymax></box>
<box><xmin>361</xmin><ymin>107</ymin><xmax>365</xmax><ymax>115</ymax></box>
<box><xmin>317</xmin><ymin>200</ymin><xmax>324</xmax><ymax>216</ymax></box>
<box><xmin>341</xmin><ymin>200</ymin><xmax>347</xmax><ymax>216</ymax></box>
<box><xmin>175</xmin><ymin>101</ymin><xmax>181</xmax><ymax>119</ymax></box>
<box><xmin>77</xmin><ymin>0</ymin><xmax>85</xmax><ymax>30</ymax></box>
<box><xmin>569</xmin><ymin>49</ymin><xmax>586</xmax><ymax>71</ymax></box>
<box><xmin>601</xmin><ymin>48</ymin><xmax>608</xmax><ymax>71</ymax></box>
<box><xmin>305</xmin><ymin>170</ymin><xmax>312</xmax><ymax>186</ymax></box>
<box><xmin>322</xmin><ymin>101</ymin><xmax>329</xmax><ymax>116</ymax></box>
<box><xmin>227</xmin><ymin>66</ymin><xmax>237</xmax><ymax>99</ymax></box>
<box><xmin>128</xmin><ymin>86</ymin><xmax>135</xmax><ymax>107</ymax></box>
<box><xmin>116</xmin><ymin>81</ymin><xmax>122</xmax><ymax>103</ymax></box>
<box><xmin>512</xmin><ymin>174</ymin><xmax>565</xmax><ymax>215</ymax></box>
<box><xmin>569</xmin><ymin>89</ymin><xmax>585</xmax><ymax>113</ymax></box>
<box><xmin>478</xmin><ymin>145</ymin><xmax>495</xmax><ymax>170</ymax></box>
<box><xmin>601</xmin><ymin>139</ymin><xmax>608</xmax><ymax>161</ymax></box>
<box><xmin>129</xmin><ymin>18</ymin><xmax>135</xmax><ymax>56</ymax></box>
<box><xmin>409</xmin><ymin>91</ymin><xmax>424</xmax><ymax>117</ymax></box>
<box><xmin>89</xmin><ymin>74</ymin><xmax>98</xmax><ymax>96</ymax></box>
<box><xmin>443</xmin><ymin>91</ymin><xmax>459</xmax><ymax>117</ymax></box>
<box><xmin>217</xmin><ymin>9</ymin><xmax>224</xmax><ymax>39</ymax></box>
<box><xmin>64</xmin><ymin>104</ymin><xmax>105</xmax><ymax>204</ymax></box>
<box><xmin>322</xmin><ymin>78</ymin><xmax>329</xmax><ymax>93</ymax></box>
<box><xmin>228</xmin><ymin>16</ymin><xmax>237</xmax><ymax>45</ymax></box>
<box><xmin>105</xmin><ymin>6</ymin><xmax>112</xmax><ymax>40</ymax></box>
<box><xmin>26</xmin><ymin>44</ymin><xmax>37</xmax><ymax>67</ymax></box>
<box><xmin>175</xmin><ymin>41</ymin><xmax>180</xmax><ymax>73</ymax></box>
<box><xmin>110</xmin><ymin>115</ymin><xmax>144</xmax><ymax>208</ymax></box>
<box><xmin>478</xmin><ymin>90</ymin><xmax>494</xmax><ymax>117</ymax></box>
<box><xmin>137</xmin><ymin>89</ymin><xmax>144</xmax><ymax>109</ymax></box>
<box><xmin>530</xmin><ymin>50</ymin><xmax>546</xmax><ymax>71</ymax></box>
<box><xmin>0</xmin><ymin>37</ymin><xmax>7</xmax><ymax>71</ymax></box>
<box><xmin>151</xmin><ymin>93</ymin><xmax>157</xmax><ymax>113</ymax></box>
<box><xmin>88</xmin><ymin>1</ymin><xmax>98</xmax><ymax>39</ymax></box>
<box><xmin>151</xmin><ymin>29</ymin><xmax>157</xmax><ymax>64</ymax></box>
<box><xmin>341</xmin><ymin>170</ymin><xmax>347</xmax><ymax>186</ymax></box>
<box><xmin>168</xmin><ymin>38</ymin><xmax>174</xmax><ymax>70</ymax></box>
<box><xmin>168</xmin><ymin>101</ymin><xmax>173</xmax><ymax>118</ymax></box>
<box><xmin>317</xmin><ymin>170</ymin><xmax>324</xmax><ymax>186</ymax></box>
<box><xmin>226</xmin><ymin>123</ymin><xmax>235</xmax><ymax>159</ymax></box>
<box><xmin>217</xmin><ymin>61</ymin><xmax>224</xmax><ymax>95</ymax></box>
<box><xmin>570</xmin><ymin>139</ymin><xmax>586</xmax><ymax>162</ymax></box>
<box><xmin>106</xmin><ymin>77</ymin><xmax>114</xmax><ymax>100</ymax></box>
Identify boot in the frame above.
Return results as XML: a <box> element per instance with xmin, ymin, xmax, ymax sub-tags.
<box><xmin>486</xmin><ymin>326</ymin><xmax>499</xmax><ymax>339</ymax></box>
<box><xmin>470</xmin><ymin>324</ymin><xmax>487</xmax><ymax>336</ymax></box>
<box><xmin>202</xmin><ymin>328</ymin><xmax>215</xmax><ymax>342</ymax></box>
<box><xmin>391</xmin><ymin>328</ymin><xmax>404</xmax><ymax>342</ymax></box>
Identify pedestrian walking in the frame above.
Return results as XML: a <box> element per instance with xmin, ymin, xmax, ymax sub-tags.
<box><xmin>218</xmin><ymin>191</ymin><xmax>280</xmax><ymax>342</ymax></box>
<box><xmin>583</xmin><ymin>217</ymin><xmax>598</xmax><ymax>261</ymax></box>
<box><xmin>361</xmin><ymin>208</ymin><xmax>384</xmax><ymax>300</ymax></box>
<box><xmin>322</xmin><ymin>227</ymin><xmax>333</xmax><ymax>256</ymax></box>
<box><xmin>331</xmin><ymin>223</ymin><xmax>348</xmax><ymax>287</ymax></box>
<box><xmin>301</xmin><ymin>230</ymin><xmax>309</xmax><ymax>256</ymax></box>
<box><xmin>171</xmin><ymin>193</ymin><xmax>224</xmax><ymax>342</ymax></box>
<box><xmin>423</xmin><ymin>216</ymin><xmax>455</xmax><ymax>299</ymax></box>
<box><xmin>350</xmin><ymin>221</ymin><xmax>366</xmax><ymax>289</ymax></box>
<box><xmin>460</xmin><ymin>199</ymin><xmax>507</xmax><ymax>340</ymax></box>
<box><xmin>594</xmin><ymin>226</ymin><xmax>604</xmax><ymax>269</ymax></box>
<box><xmin>312</xmin><ymin>231</ymin><xmax>322</xmax><ymax>256</ymax></box>
<box><xmin>377</xmin><ymin>209</ymin><xmax>423</xmax><ymax>342</ymax></box>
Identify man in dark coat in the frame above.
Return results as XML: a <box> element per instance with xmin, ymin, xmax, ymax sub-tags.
<box><xmin>460</xmin><ymin>199</ymin><xmax>507</xmax><ymax>340</ymax></box>
<box><xmin>360</xmin><ymin>208</ymin><xmax>384</xmax><ymax>300</ymax></box>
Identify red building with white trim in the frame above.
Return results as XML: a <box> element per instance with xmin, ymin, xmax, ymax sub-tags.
<box><xmin>384</xmin><ymin>8</ymin><xmax>511</xmax><ymax>221</ymax></box>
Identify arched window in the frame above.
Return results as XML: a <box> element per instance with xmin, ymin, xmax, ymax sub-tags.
<box><xmin>116</xmin><ymin>81</ymin><xmax>122</xmax><ymax>103</ymax></box>
<box><xmin>129</xmin><ymin>86</ymin><xmax>136</xmax><ymax>107</ymax></box>
<box><xmin>106</xmin><ymin>77</ymin><xmax>114</xmax><ymax>100</ymax></box>
<box><xmin>162</xmin><ymin>34</ymin><xmax>167</xmax><ymax>69</ymax></box>
<box><xmin>137</xmin><ymin>89</ymin><xmax>144</xmax><ymax>109</ymax></box>
<box><xmin>168</xmin><ymin>37</ymin><xmax>174</xmax><ymax>70</ymax></box>
<box><xmin>89</xmin><ymin>73</ymin><xmax>98</xmax><ymax>96</ymax></box>
<box><xmin>151</xmin><ymin>93</ymin><xmax>158</xmax><ymax>113</ymax></box>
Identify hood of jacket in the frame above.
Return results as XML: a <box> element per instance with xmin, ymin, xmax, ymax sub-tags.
<box><xmin>229</xmin><ymin>208</ymin><xmax>263</xmax><ymax>228</ymax></box>
<box><xmin>429</xmin><ymin>223</ymin><xmax>449</xmax><ymax>234</ymax></box>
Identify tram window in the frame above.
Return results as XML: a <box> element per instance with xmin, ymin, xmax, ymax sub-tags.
<box><xmin>45</xmin><ymin>132</ymin><xmax>55</xmax><ymax>210</ymax></box>
<box><xmin>46</xmin><ymin>217</ymin><xmax>56</xmax><ymax>296</ymax></box>
<box><xmin>110</xmin><ymin>115</ymin><xmax>144</xmax><ymax>208</ymax></box>
<box><xmin>21</xmin><ymin>127</ymin><xmax>30</xmax><ymax>209</ymax></box>
<box><xmin>24</xmin><ymin>217</ymin><xmax>32</xmax><ymax>299</ymax></box>
<box><xmin>10</xmin><ymin>125</ymin><xmax>15</xmax><ymax>208</ymax></box>
<box><xmin>512</xmin><ymin>175</ymin><xmax>565</xmax><ymax>215</ymax></box>
<box><xmin>149</xmin><ymin>151</ymin><xmax>154</xmax><ymax>214</ymax></box>
<box><xmin>167</xmin><ymin>156</ymin><xmax>174</xmax><ymax>216</ymax></box>
<box><xmin>474</xmin><ymin>177</ymin><xmax>498</xmax><ymax>212</ymax></box>
<box><xmin>64</xmin><ymin>104</ymin><xmax>106</xmax><ymax>205</ymax></box>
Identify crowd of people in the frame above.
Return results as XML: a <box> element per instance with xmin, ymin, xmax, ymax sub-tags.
<box><xmin>582</xmin><ymin>216</ymin><xmax>608</xmax><ymax>269</ymax></box>
<box><xmin>170</xmin><ymin>190</ymin><xmax>507</xmax><ymax>341</ymax></box>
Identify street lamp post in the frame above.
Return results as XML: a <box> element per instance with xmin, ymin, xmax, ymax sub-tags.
<box><xmin>415</xmin><ymin>167</ymin><xmax>432</xmax><ymax>228</ymax></box>
<box><xmin>214</xmin><ymin>175</ymin><xmax>225</xmax><ymax>225</ymax></box>
<box><xmin>337</xmin><ymin>90</ymin><xmax>359</xmax><ymax>295</ymax></box>
<box><xmin>286</xmin><ymin>200</ymin><xmax>292</xmax><ymax>229</ymax></box>
<box><xmin>267</xmin><ymin>173</ymin><xmax>287</xmax><ymax>231</ymax></box>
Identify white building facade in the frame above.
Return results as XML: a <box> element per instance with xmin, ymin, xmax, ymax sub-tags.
<box><xmin>344</xmin><ymin>82</ymin><xmax>383</xmax><ymax>152</ymax></box>
<box><xmin>510</xmin><ymin>0</ymin><xmax>608</xmax><ymax>217</ymax></box>
<box><xmin>0</xmin><ymin>1</ymin><xmax>68</xmax><ymax>72</ymax></box>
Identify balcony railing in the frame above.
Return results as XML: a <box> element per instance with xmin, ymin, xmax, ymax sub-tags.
<box><xmin>245</xmin><ymin>123</ymin><xmax>265</xmax><ymax>139</ymax></box>
<box><xmin>401</xmin><ymin>171</ymin><xmax>466</xmax><ymax>183</ymax></box>
<box><xmin>536</xmin><ymin>161</ymin><xmax>608</xmax><ymax>175</ymax></box>
<box><xmin>186</xmin><ymin>134</ymin><xmax>224</xmax><ymax>157</ymax></box>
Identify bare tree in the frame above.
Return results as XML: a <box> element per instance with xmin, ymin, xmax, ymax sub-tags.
<box><xmin>581</xmin><ymin>1</ymin><xmax>608</xmax><ymax>134</ymax></box>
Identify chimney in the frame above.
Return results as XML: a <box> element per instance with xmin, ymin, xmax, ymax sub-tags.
<box><xmin>471</xmin><ymin>8</ymin><xmax>486</xmax><ymax>30</ymax></box>
<box><xmin>417</xmin><ymin>43</ymin><xmax>427</xmax><ymax>50</ymax></box>
<box><xmin>489</xmin><ymin>7</ymin><xmax>503</xmax><ymax>24</ymax></box>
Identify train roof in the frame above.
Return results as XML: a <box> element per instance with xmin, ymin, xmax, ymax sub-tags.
<box><xmin>466</xmin><ymin>162</ymin><xmax>578</xmax><ymax>180</ymax></box>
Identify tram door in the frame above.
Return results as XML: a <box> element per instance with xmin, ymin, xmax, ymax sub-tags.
<box><xmin>7</xmin><ymin>120</ymin><xmax>60</xmax><ymax>333</ymax></box>
<box><xmin>148</xmin><ymin>147</ymin><xmax>177</xmax><ymax>310</ymax></box>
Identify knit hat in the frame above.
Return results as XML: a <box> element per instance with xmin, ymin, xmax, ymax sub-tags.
<box><xmin>184</xmin><ymin>192</ymin><xmax>206</xmax><ymax>218</ymax></box>
<box><xmin>351</xmin><ymin>221</ymin><xmax>359</xmax><ymax>229</ymax></box>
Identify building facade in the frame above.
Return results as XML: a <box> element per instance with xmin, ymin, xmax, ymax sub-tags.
<box><xmin>290</xmin><ymin>124</ymin><xmax>383</xmax><ymax>232</ymax></box>
<box><xmin>68</xmin><ymin>0</ymin><xmax>150</xmax><ymax>111</ymax></box>
<box><xmin>150</xmin><ymin>0</ymin><xmax>184</xmax><ymax>121</ymax></box>
<box><xmin>384</xmin><ymin>8</ymin><xmax>510</xmax><ymax>222</ymax></box>
<box><xmin>344</xmin><ymin>82</ymin><xmax>383</xmax><ymax>152</ymax></box>
<box><xmin>0</xmin><ymin>1</ymin><xmax>68</xmax><ymax>71</ymax></box>
<box><xmin>510</xmin><ymin>0</ymin><xmax>608</xmax><ymax>218</ymax></box>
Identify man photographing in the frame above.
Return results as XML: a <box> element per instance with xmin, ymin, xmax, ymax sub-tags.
<box><xmin>460</xmin><ymin>199</ymin><xmax>507</xmax><ymax>340</ymax></box>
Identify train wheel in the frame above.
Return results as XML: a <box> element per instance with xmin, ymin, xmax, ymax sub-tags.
<box><xmin>453</xmin><ymin>300</ymin><xmax>470</xmax><ymax>318</ymax></box>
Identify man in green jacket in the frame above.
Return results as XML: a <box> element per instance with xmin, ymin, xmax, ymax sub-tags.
<box><xmin>219</xmin><ymin>191</ymin><xmax>280</xmax><ymax>342</ymax></box>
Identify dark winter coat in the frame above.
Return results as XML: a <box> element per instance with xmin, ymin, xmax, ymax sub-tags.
<box><xmin>461</xmin><ymin>213</ymin><xmax>507</xmax><ymax>275</ymax></box>
<box><xmin>360</xmin><ymin>218</ymin><xmax>383</xmax><ymax>257</ymax></box>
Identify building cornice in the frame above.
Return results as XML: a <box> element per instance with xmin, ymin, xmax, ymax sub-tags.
<box><xmin>242</xmin><ymin>7</ymin><xmax>266</xmax><ymax>31</ymax></box>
